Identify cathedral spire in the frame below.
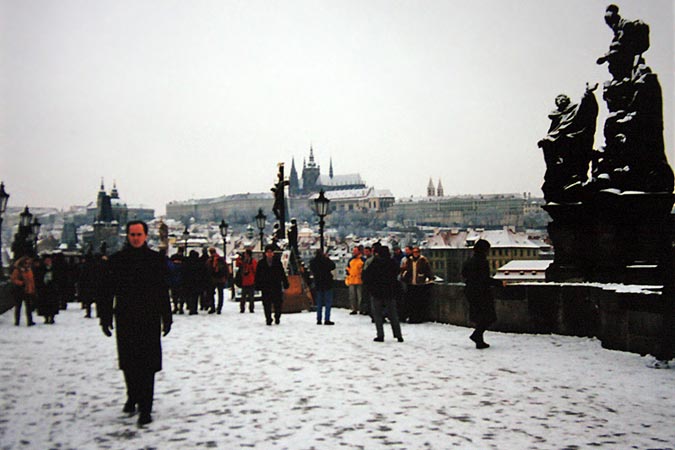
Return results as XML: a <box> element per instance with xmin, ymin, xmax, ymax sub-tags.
<box><xmin>437</xmin><ymin>179</ymin><xmax>444</xmax><ymax>197</ymax></box>
<box><xmin>289</xmin><ymin>157</ymin><xmax>300</xmax><ymax>197</ymax></box>
<box><xmin>308</xmin><ymin>145</ymin><xmax>316</xmax><ymax>166</ymax></box>
<box><xmin>329</xmin><ymin>157</ymin><xmax>334</xmax><ymax>179</ymax></box>
<box><xmin>427</xmin><ymin>178</ymin><xmax>435</xmax><ymax>197</ymax></box>
<box><xmin>111</xmin><ymin>180</ymin><xmax>120</xmax><ymax>199</ymax></box>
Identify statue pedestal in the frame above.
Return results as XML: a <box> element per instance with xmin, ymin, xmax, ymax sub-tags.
<box><xmin>544</xmin><ymin>191</ymin><xmax>674</xmax><ymax>284</ymax></box>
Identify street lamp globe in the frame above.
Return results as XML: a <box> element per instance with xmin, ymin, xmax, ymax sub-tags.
<box><xmin>20</xmin><ymin>206</ymin><xmax>33</xmax><ymax>227</ymax></box>
<box><xmin>255</xmin><ymin>209</ymin><xmax>267</xmax><ymax>251</ymax></box>
<box><xmin>314</xmin><ymin>189</ymin><xmax>330</xmax><ymax>217</ymax></box>
<box><xmin>219</xmin><ymin>219</ymin><xmax>229</xmax><ymax>238</ymax></box>
<box><xmin>255</xmin><ymin>209</ymin><xmax>267</xmax><ymax>231</ymax></box>
<box><xmin>31</xmin><ymin>216</ymin><xmax>41</xmax><ymax>237</ymax></box>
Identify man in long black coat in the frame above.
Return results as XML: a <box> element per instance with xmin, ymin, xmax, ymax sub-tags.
<box><xmin>99</xmin><ymin>220</ymin><xmax>172</xmax><ymax>426</ymax></box>
<box><xmin>255</xmin><ymin>244</ymin><xmax>289</xmax><ymax>325</ymax></box>
<box><xmin>461</xmin><ymin>239</ymin><xmax>501</xmax><ymax>349</ymax></box>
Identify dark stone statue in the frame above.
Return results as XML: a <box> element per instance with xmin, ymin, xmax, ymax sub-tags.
<box><xmin>591</xmin><ymin>4</ymin><xmax>674</xmax><ymax>193</ymax></box>
<box><xmin>271</xmin><ymin>163</ymin><xmax>290</xmax><ymax>239</ymax></box>
<box><xmin>537</xmin><ymin>84</ymin><xmax>598</xmax><ymax>203</ymax></box>
<box><xmin>541</xmin><ymin>5</ymin><xmax>675</xmax><ymax>286</ymax></box>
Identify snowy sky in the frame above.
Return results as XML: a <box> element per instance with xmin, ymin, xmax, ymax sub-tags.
<box><xmin>1</xmin><ymin>0</ymin><xmax>673</xmax><ymax>214</ymax></box>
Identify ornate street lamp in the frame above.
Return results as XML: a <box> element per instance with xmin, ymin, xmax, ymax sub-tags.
<box><xmin>181</xmin><ymin>226</ymin><xmax>190</xmax><ymax>255</ymax></box>
<box><xmin>218</xmin><ymin>219</ymin><xmax>229</xmax><ymax>258</ymax></box>
<box><xmin>313</xmin><ymin>189</ymin><xmax>331</xmax><ymax>253</ymax></box>
<box><xmin>20</xmin><ymin>206</ymin><xmax>32</xmax><ymax>228</ymax></box>
<box><xmin>255</xmin><ymin>208</ymin><xmax>267</xmax><ymax>251</ymax></box>
<box><xmin>31</xmin><ymin>216</ymin><xmax>41</xmax><ymax>255</ymax></box>
<box><xmin>0</xmin><ymin>182</ymin><xmax>9</xmax><ymax>277</ymax></box>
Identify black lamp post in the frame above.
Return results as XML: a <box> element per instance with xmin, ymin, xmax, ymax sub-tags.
<box><xmin>0</xmin><ymin>182</ymin><xmax>9</xmax><ymax>277</ymax></box>
<box><xmin>181</xmin><ymin>226</ymin><xmax>190</xmax><ymax>255</ymax></box>
<box><xmin>314</xmin><ymin>189</ymin><xmax>331</xmax><ymax>253</ymax></box>
<box><xmin>12</xmin><ymin>206</ymin><xmax>33</xmax><ymax>259</ymax></box>
<box><xmin>20</xmin><ymin>206</ymin><xmax>32</xmax><ymax>228</ymax></box>
<box><xmin>31</xmin><ymin>216</ymin><xmax>41</xmax><ymax>255</ymax></box>
<box><xmin>219</xmin><ymin>219</ymin><xmax>229</xmax><ymax>258</ymax></box>
<box><xmin>255</xmin><ymin>208</ymin><xmax>266</xmax><ymax>251</ymax></box>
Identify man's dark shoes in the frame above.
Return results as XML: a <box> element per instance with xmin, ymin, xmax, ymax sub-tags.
<box><xmin>470</xmin><ymin>333</ymin><xmax>490</xmax><ymax>349</ymax></box>
<box><xmin>373</xmin><ymin>337</ymin><xmax>384</xmax><ymax>342</ymax></box>
<box><xmin>324</xmin><ymin>320</ymin><xmax>334</xmax><ymax>325</ymax></box>
<box><xmin>397</xmin><ymin>337</ymin><xmax>404</xmax><ymax>342</ymax></box>
<box><xmin>317</xmin><ymin>319</ymin><xmax>322</xmax><ymax>325</ymax></box>
<box><xmin>123</xmin><ymin>400</ymin><xmax>136</xmax><ymax>415</ymax></box>
<box><xmin>137</xmin><ymin>413</ymin><xmax>152</xmax><ymax>426</ymax></box>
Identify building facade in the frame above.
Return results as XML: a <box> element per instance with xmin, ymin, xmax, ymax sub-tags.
<box><xmin>166</xmin><ymin>192</ymin><xmax>275</xmax><ymax>223</ymax></box>
<box><xmin>385</xmin><ymin>193</ymin><xmax>543</xmax><ymax>228</ymax></box>
<box><xmin>425</xmin><ymin>227</ymin><xmax>543</xmax><ymax>283</ymax></box>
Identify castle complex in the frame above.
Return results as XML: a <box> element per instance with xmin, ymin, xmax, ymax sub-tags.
<box><xmin>289</xmin><ymin>146</ymin><xmax>366</xmax><ymax>197</ymax></box>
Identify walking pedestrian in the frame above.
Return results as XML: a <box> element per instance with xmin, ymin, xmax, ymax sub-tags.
<box><xmin>236</xmin><ymin>249</ymin><xmax>258</xmax><ymax>313</ymax></box>
<box><xmin>35</xmin><ymin>255</ymin><xmax>59</xmax><ymax>324</ymax></box>
<box><xmin>310</xmin><ymin>249</ymin><xmax>336</xmax><ymax>325</ymax></box>
<box><xmin>183</xmin><ymin>250</ymin><xmax>204</xmax><ymax>315</ymax></box>
<box><xmin>99</xmin><ymin>220</ymin><xmax>172</xmax><ymax>426</ymax></box>
<box><xmin>363</xmin><ymin>245</ymin><xmax>404</xmax><ymax>343</ymax></box>
<box><xmin>255</xmin><ymin>244</ymin><xmax>289</xmax><ymax>326</ymax></box>
<box><xmin>168</xmin><ymin>248</ymin><xmax>186</xmax><ymax>314</ymax></box>
<box><xmin>206</xmin><ymin>247</ymin><xmax>229</xmax><ymax>314</ymax></box>
<box><xmin>10</xmin><ymin>256</ymin><xmax>36</xmax><ymax>327</ymax></box>
<box><xmin>461</xmin><ymin>239</ymin><xmax>501</xmax><ymax>349</ymax></box>
<box><xmin>345</xmin><ymin>246</ymin><xmax>364</xmax><ymax>316</ymax></box>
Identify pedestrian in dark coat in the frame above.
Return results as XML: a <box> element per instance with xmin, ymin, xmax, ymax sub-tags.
<box><xmin>99</xmin><ymin>221</ymin><xmax>172</xmax><ymax>426</ymax></box>
<box><xmin>255</xmin><ymin>244</ymin><xmax>289</xmax><ymax>325</ymax></box>
<box><xmin>182</xmin><ymin>250</ymin><xmax>204</xmax><ymax>315</ymax></box>
<box><xmin>401</xmin><ymin>247</ymin><xmax>434</xmax><ymax>323</ymax></box>
<box><xmin>309</xmin><ymin>249</ymin><xmax>336</xmax><ymax>325</ymax></box>
<box><xmin>363</xmin><ymin>245</ymin><xmax>404</xmax><ymax>342</ymax></box>
<box><xmin>35</xmin><ymin>255</ymin><xmax>59</xmax><ymax>324</ymax></box>
<box><xmin>461</xmin><ymin>239</ymin><xmax>501</xmax><ymax>349</ymax></box>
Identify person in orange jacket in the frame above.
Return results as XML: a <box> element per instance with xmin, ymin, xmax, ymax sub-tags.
<box><xmin>10</xmin><ymin>256</ymin><xmax>36</xmax><ymax>326</ymax></box>
<box><xmin>345</xmin><ymin>246</ymin><xmax>364</xmax><ymax>315</ymax></box>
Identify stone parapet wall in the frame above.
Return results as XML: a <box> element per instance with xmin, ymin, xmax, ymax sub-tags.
<box><xmin>332</xmin><ymin>282</ymin><xmax>664</xmax><ymax>356</ymax></box>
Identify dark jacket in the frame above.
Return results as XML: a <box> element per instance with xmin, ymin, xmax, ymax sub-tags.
<box><xmin>100</xmin><ymin>245</ymin><xmax>172</xmax><ymax>373</ymax></box>
<box><xmin>363</xmin><ymin>255</ymin><xmax>400</xmax><ymax>299</ymax></box>
<box><xmin>402</xmin><ymin>255</ymin><xmax>433</xmax><ymax>285</ymax></box>
<box><xmin>309</xmin><ymin>254</ymin><xmax>336</xmax><ymax>291</ymax></box>
<box><xmin>255</xmin><ymin>255</ymin><xmax>289</xmax><ymax>301</ymax></box>
<box><xmin>35</xmin><ymin>263</ymin><xmax>60</xmax><ymax>317</ymax></box>
<box><xmin>461</xmin><ymin>255</ymin><xmax>500</xmax><ymax>326</ymax></box>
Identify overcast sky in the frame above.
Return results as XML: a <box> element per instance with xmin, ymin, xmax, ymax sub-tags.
<box><xmin>1</xmin><ymin>0</ymin><xmax>673</xmax><ymax>215</ymax></box>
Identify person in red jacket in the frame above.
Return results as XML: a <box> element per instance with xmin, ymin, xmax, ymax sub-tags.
<box><xmin>10</xmin><ymin>256</ymin><xmax>36</xmax><ymax>326</ymax></box>
<box><xmin>236</xmin><ymin>249</ymin><xmax>258</xmax><ymax>313</ymax></box>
